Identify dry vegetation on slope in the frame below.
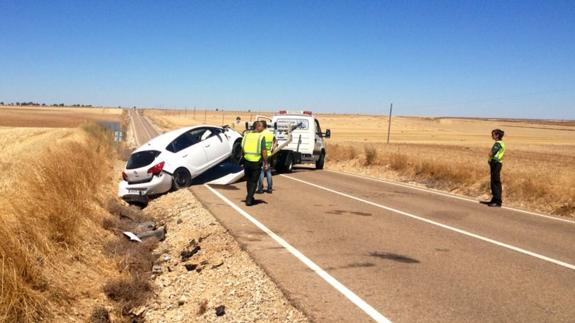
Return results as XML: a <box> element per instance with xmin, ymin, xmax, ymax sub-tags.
<box><xmin>0</xmin><ymin>124</ymin><xmax>156</xmax><ymax>322</ymax></box>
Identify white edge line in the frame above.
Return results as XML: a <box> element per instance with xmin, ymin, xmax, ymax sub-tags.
<box><xmin>325</xmin><ymin>169</ymin><xmax>575</xmax><ymax>224</ymax></box>
<box><xmin>204</xmin><ymin>184</ymin><xmax>392</xmax><ymax>323</ymax></box>
<box><xmin>282</xmin><ymin>175</ymin><xmax>575</xmax><ymax>271</ymax></box>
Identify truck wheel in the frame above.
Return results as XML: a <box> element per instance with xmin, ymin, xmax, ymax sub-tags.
<box><xmin>172</xmin><ymin>168</ymin><xmax>192</xmax><ymax>189</ymax></box>
<box><xmin>276</xmin><ymin>151</ymin><xmax>293</xmax><ymax>173</ymax></box>
<box><xmin>316</xmin><ymin>150</ymin><xmax>325</xmax><ymax>169</ymax></box>
<box><xmin>284</xmin><ymin>152</ymin><xmax>294</xmax><ymax>173</ymax></box>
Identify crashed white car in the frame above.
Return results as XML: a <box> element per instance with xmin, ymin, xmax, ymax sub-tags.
<box><xmin>119</xmin><ymin>125</ymin><xmax>242</xmax><ymax>203</ymax></box>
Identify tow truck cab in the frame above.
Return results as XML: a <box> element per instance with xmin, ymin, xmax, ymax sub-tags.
<box><xmin>271</xmin><ymin>110</ymin><xmax>331</xmax><ymax>172</ymax></box>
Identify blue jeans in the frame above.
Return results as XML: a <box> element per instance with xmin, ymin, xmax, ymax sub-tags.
<box><xmin>258</xmin><ymin>166</ymin><xmax>273</xmax><ymax>191</ymax></box>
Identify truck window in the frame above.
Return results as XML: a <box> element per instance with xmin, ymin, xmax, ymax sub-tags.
<box><xmin>315</xmin><ymin>119</ymin><xmax>322</xmax><ymax>136</ymax></box>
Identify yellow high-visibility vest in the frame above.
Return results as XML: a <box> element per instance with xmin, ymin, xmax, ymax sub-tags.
<box><xmin>242</xmin><ymin>132</ymin><xmax>264</xmax><ymax>162</ymax></box>
<box><xmin>263</xmin><ymin>129</ymin><xmax>275</xmax><ymax>152</ymax></box>
<box><xmin>492</xmin><ymin>140</ymin><xmax>505</xmax><ymax>163</ymax></box>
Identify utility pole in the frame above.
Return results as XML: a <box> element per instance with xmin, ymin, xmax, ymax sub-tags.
<box><xmin>387</xmin><ymin>103</ymin><xmax>393</xmax><ymax>144</ymax></box>
<box><xmin>222</xmin><ymin>108</ymin><xmax>225</xmax><ymax>125</ymax></box>
<box><xmin>193</xmin><ymin>106</ymin><xmax>196</xmax><ymax>120</ymax></box>
<box><xmin>204</xmin><ymin>109</ymin><xmax>207</xmax><ymax>123</ymax></box>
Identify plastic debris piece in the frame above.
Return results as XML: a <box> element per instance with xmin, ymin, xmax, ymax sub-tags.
<box><xmin>123</xmin><ymin>231</ymin><xmax>143</xmax><ymax>243</ymax></box>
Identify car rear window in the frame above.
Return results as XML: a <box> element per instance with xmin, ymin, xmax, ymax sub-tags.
<box><xmin>126</xmin><ymin>150</ymin><xmax>161</xmax><ymax>169</ymax></box>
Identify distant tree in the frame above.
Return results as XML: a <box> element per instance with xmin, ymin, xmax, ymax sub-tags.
<box><xmin>59</xmin><ymin>103</ymin><xmax>64</xmax><ymax>107</ymax></box>
<box><xmin>0</xmin><ymin>102</ymin><xmax>4</xmax><ymax>105</ymax></box>
<box><xmin>41</xmin><ymin>103</ymin><xmax>46</xmax><ymax>106</ymax></box>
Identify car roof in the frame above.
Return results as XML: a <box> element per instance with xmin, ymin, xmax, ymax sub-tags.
<box><xmin>134</xmin><ymin>125</ymin><xmax>222</xmax><ymax>152</ymax></box>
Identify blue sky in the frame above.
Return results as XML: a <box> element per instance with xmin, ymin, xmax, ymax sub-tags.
<box><xmin>1</xmin><ymin>1</ymin><xmax>574</xmax><ymax>119</ymax></box>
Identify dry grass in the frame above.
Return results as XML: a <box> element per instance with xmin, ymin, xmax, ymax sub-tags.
<box><xmin>0</xmin><ymin>124</ymin><xmax>121</xmax><ymax>322</ymax></box>
<box><xmin>145</xmin><ymin>108</ymin><xmax>267</xmax><ymax>131</ymax></box>
<box><xmin>0</xmin><ymin>106</ymin><xmax>121</xmax><ymax>128</ymax></box>
<box><xmin>327</xmin><ymin>142</ymin><xmax>575</xmax><ymax>216</ymax></box>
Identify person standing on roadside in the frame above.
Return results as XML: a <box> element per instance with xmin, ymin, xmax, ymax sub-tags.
<box><xmin>481</xmin><ymin>129</ymin><xmax>505</xmax><ymax>207</ymax></box>
<box><xmin>241</xmin><ymin>121</ymin><xmax>268</xmax><ymax>206</ymax></box>
<box><xmin>257</xmin><ymin>121</ymin><xmax>277</xmax><ymax>194</ymax></box>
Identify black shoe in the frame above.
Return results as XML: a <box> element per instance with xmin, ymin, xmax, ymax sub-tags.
<box><xmin>256</xmin><ymin>190</ymin><xmax>264</xmax><ymax>194</ymax></box>
<box><xmin>266</xmin><ymin>189</ymin><xmax>273</xmax><ymax>194</ymax></box>
<box><xmin>246</xmin><ymin>200</ymin><xmax>254</xmax><ymax>206</ymax></box>
<box><xmin>480</xmin><ymin>200</ymin><xmax>493</xmax><ymax>205</ymax></box>
<box><xmin>487</xmin><ymin>202</ymin><xmax>501</xmax><ymax>207</ymax></box>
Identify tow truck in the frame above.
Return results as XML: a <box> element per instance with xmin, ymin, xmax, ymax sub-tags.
<box><xmin>269</xmin><ymin>110</ymin><xmax>331</xmax><ymax>172</ymax></box>
<box><xmin>208</xmin><ymin>110</ymin><xmax>330</xmax><ymax>185</ymax></box>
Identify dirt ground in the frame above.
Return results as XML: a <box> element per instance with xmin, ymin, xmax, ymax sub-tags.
<box><xmin>141</xmin><ymin>189</ymin><xmax>308</xmax><ymax>322</ymax></box>
<box><xmin>0</xmin><ymin>106</ymin><xmax>122</xmax><ymax>127</ymax></box>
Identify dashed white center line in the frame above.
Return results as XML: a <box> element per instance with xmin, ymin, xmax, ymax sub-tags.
<box><xmin>282</xmin><ymin>174</ymin><xmax>575</xmax><ymax>271</ymax></box>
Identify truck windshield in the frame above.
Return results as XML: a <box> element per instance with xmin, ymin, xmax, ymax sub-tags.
<box><xmin>276</xmin><ymin>118</ymin><xmax>309</xmax><ymax>131</ymax></box>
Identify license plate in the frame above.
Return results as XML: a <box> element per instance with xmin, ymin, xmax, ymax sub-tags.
<box><xmin>128</xmin><ymin>189</ymin><xmax>145</xmax><ymax>195</ymax></box>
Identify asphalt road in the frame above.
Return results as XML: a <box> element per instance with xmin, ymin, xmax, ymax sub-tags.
<box><xmin>130</xmin><ymin>112</ymin><xmax>575</xmax><ymax>322</ymax></box>
<box><xmin>129</xmin><ymin>109</ymin><xmax>160</xmax><ymax>145</ymax></box>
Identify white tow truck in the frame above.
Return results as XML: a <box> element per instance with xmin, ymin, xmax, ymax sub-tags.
<box><xmin>268</xmin><ymin>110</ymin><xmax>331</xmax><ymax>172</ymax></box>
<box><xmin>208</xmin><ymin>110</ymin><xmax>331</xmax><ymax>185</ymax></box>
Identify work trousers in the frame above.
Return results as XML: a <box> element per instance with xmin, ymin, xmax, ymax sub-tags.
<box><xmin>258</xmin><ymin>165</ymin><xmax>273</xmax><ymax>191</ymax></box>
<box><xmin>244</xmin><ymin>160</ymin><xmax>262</xmax><ymax>204</ymax></box>
<box><xmin>489</xmin><ymin>160</ymin><xmax>503</xmax><ymax>204</ymax></box>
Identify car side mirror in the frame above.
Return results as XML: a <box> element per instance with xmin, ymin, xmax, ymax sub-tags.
<box><xmin>324</xmin><ymin>129</ymin><xmax>331</xmax><ymax>138</ymax></box>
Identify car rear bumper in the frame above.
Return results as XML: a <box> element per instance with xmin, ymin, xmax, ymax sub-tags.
<box><xmin>118</xmin><ymin>172</ymin><xmax>173</xmax><ymax>199</ymax></box>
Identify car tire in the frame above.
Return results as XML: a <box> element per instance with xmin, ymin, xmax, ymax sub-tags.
<box><xmin>316</xmin><ymin>150</ymin><xmax>325</xmax><ymax>169</ymax></box>
<box><xmin>172</xmin><ymin>168</ymin><xmax>192</xmax><ymax>189</ymax></box>
<box><xmin>230</xmin><ymin>139</ymin><xmax>242</xmax><ymax>164</ymax></box>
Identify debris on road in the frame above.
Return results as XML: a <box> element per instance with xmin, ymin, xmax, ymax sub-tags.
<box><xmin>215</xmin><ymin>305</ymin><xmax>226</xmax><ymax>317</ymax></box>
<box><xmin>138</xmin><ymin>227</ymin><xmax>167</xmax><ymax>241</ymax></box>
<box><xmin>142</xmin><ymin>189</ymin><xmax>308</xmax><ymax>322</ymax></box>
<box><xmin>180</xmin><ymin>244</ymin><xmax>201</xmax><ymax>261</ymax></box>
<box><xmin>123</xmin><ymin>231</ymin><xmax>143</xmax><ymax>243</ymax></box>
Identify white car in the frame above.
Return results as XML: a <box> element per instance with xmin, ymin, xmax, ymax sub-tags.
<box><xmin>119</xmin><ymin>125</ymin><xmax>243</xmax><ymax>204</ymax></box>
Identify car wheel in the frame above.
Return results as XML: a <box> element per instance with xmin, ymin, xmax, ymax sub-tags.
<box><xmin>172</xmin><ymin>168</ymin><xmax>192</xmax><ymax>189</ymax></box>
<box><xmin>316</xmin><ymin>150</ymin><xmax>325</xmax><ymax>169</ymax></box>
<box><xmin>230</xmin><ymin>139</ymin><xmax>242</xmax><ymax>164</ymax></box>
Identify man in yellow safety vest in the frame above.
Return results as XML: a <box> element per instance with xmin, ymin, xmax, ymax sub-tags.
<box><xmin>481</xmin><ymin>128</ymin><xmax>505</xmax><ymax>207</ymax></box>
<box><xmin>257</xmin><ymin>121</ymin><xmax>277</xmax><ymax>194</ymax></box>
<box><xmin>241</xmin><ymin>121</ymin><xmax>268</xmax><ymax>206</ymax></box>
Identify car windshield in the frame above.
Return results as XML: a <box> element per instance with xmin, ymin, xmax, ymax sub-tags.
<box><xmin>126</xmin><ymin>150</ymin><xmax>161</xmax><ymax>169</ymax></box>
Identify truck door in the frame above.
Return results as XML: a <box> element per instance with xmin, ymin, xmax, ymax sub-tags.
<box><xmin>314</xmin><ymin>119</ymin><xmax>323</xmax><ymax>156</ymax></box>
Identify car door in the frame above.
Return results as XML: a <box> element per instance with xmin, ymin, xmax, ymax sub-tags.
<box><xmin>201</xmin><ymin>127</ymin><xmax>230</xmax><ymax>165</ymax></box>
<box><xmin>166</xmin><ymin>128</ymin><xmax>208</xmax><ymax>176</ymax></box>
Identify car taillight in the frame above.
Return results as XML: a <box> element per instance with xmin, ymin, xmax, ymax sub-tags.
<box><xmin>147</xmin><ymin>161</ymin><xmax>165</xmax><ymax>175</ymax></box>
<box><xmin>122</xmin><ymin>171</ymin><xmax>128</xmax><ymax>181</ymax></box>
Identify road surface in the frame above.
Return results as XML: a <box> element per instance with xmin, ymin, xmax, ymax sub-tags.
<box><xmin>129</xmin><ymin>112</ymin><xmax>575</xmax><ymax>322</ymax></box>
